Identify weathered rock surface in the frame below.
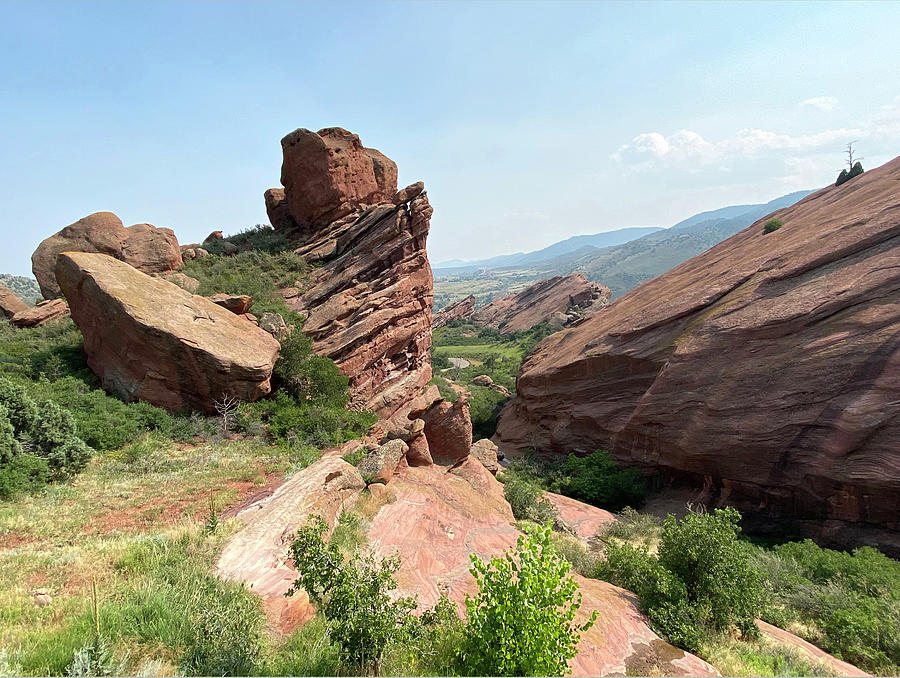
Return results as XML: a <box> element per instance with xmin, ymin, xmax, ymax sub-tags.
<box><xmin>55</xmin><ymin>252</ymin><xmax>280</xmax><ymax>413</ymax></box>
<box><xmin>10</xmin><ymin>299</ymin><xmax>69</xmax><ymax>328</ymax></box>
<box><xmin>32</xmin><ymin>211</ymin><xmax>182</xmax><ymax>298</ymax></box>
<box><xmin>420</xmin><ymin>397</ymin><xmax>472</xmax><ymax>466</ymax></box>
<box><xmin>0</xmin><ymin>283</ymin><xmax>28</xmax><ymax>319</ymax></box>
<box><xmin>357</xmin><ymin>439</ymin><xmax>408</xmax><ymax>483</ymax></box>
<box><xmin>545</xmin><ymin>492</ymin><xmax>617</xmax><ymax>542</ymax></box>
<box><xmin>497</xmin><ymin>156</ymin><xmax>900</xmax><ymax>554</ymax></box>
<box><xmin>216</xmin><ymin>456</ymin><xmax>365</xmax><ymax>631</ymax></box>
<box><xmin>471</xmin><ymin>273</ymin><xmax>610</xmax><ymax>334</ymax></box>
<box><xmin>433</xmin><ymin>294</ymin><xmax>476</xmax><ymax>329</ymax></box>
<box><xmin>470</xmin><ymin>438</ymin><xmax>500</xmax><ymax>474</ymax></box>
<box><xmin>263</xmin><ymin>128</ymin><xmax>433</xmax><ymax>418</ymax></box>
<box><xmin>277</xmin><ymin>127</ymin><xmax>398</xmax><ymax>228</ymax></box>
<box><xmin>209</xmin><ymin>293</ymin><xmax>252</xmax><ymax>315</ymax></box>
<box><xmin>757</xmin><ymin>620</ymin><xmax>870</xmax><ymax>677</ymax></box>
<box><xmin>367</xmin><ymin>461</ymin><xmax>718</xmax><ymax>677</ymax></box>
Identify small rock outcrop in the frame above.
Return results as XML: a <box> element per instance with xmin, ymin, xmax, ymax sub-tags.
<box><xmin>471</xmin><ymin>273</ymin><xmax>610</xmax><ymax>334</ymax></box>
<box><xmin>32</xmin><ymin>211</ymin><xmax>182</xmax><ymax>299</ymax></box>
<box><xmin>470</xmin><ymin>438</ymin><xmax>500</xmax><ymax>475</ymax></box>
<box><xmin>0</xmin><ymin>283</ymin><xmax>28</xmax><ymax>319</ymax></box>
<box><xmin>56</xmin><ymin>252</ymin><xmax>280</xmax><ymax>413</ymax></box>
<box><xmin>420</xmin><ymin>397</ymin><xmax>472</xmax><ymax>466</ymax></box>
<box><xmin>265</xmin><ymin>128</ymin><xmax>433</xmax><ymax>418</ymax></box>
<box><xmin>497</xmin><ymin>155</ymin><xmax>900</xmax><ymax>555</ymax></box>
<box><xmin>10</xmin><ymin>299</ymin><xmax>69</xmax><ymax>328</ymax></box>
<box><xmin>433</xmin><ymin>294</ymin><xmax>476</xmax><ymax>329</ymax></box>
<box><xmin>209</xmin><ymin>293</ymin><xmax>252</xmax><ymax>315</ymax></box>
<box><xmin>278</xmin><ymin>127</ymin><xmax>398</xmax><ymax>229</ymax></box>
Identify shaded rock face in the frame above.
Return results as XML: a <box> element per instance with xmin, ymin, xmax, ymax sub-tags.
<box><xmin>472</xmin><ymin>273</ymin><xmax>610</xmax><ymax>334</ymax></box>
<box><xmin>279</xmin><ymin>127</ymin><xmax>398</xmax><ymax>229</ymax></box>
<box><xmin>32</xmin><ymin>211</ymin><xmax>182</xmax><ymax>299</ymax></box>
<box><xmin>420</xmin><ymin>397</ymin><xmax>472</xmax><ymax>466</ymax></box>
<box><xmin>0</xmin><ymin>283</ymin><xmax>28</xmax><ymax>319</ymax></box>
<box><xmin>264</xmin><ymin>187</ymin><xmax>298</xmax><ymax>231</ymax></box>
<box><xmin>433</xmin><ymin>294</ymin><xmax>475</xmax><ymax>329</ymax></box>
<box><xmin>56</xmin><ymin>252</ymin><xmax>280</xmax><ymax>413</ymax></box>
<box><xmin>497</xmin><ymin>156</ymin><xmax>900</xmax><ymax>554</ymax></box>
<box><xmin>10</xmin><ymin>299</ymin><xmax>69</xmax><ymax>328</ymax></box>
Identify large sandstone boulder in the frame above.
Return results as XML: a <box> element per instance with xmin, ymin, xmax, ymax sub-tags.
<box><xmin>55</xmin><ymin>252</ymin><xmax>280</xmax><ymax>413</ymax></box>
<box><xmin>277</xmin><ymin>127</ymin><xmax>398</xmax><ymax>228</ymax></box>
<box><xmin>264</xmin><ymin>188</ymin><xmax>298</xmax><ymax>231</ymax></box>
<box><xmin>32</xmin><ymin>212</ymin><xmax>182</xmax><ymax>299</ymax></box>
<box><xmin>471</xmin><ymin>273</ymin><xmax>610</xmax><ymax>334</ymax></box>
<box><xmin>421</xmin><ymin>397</ymin><xmax>472</xmax><ymax>466</ymax></box>
<box><xmin>496</xmin><ymin>155</ymin><xmax>900</xmax><ymax>555</ymax></box>
<box><xmin>0</xmin><ymin>283</ymin><xmax>28</xmax><ymax>319</ymax></box>
<box><xmin>433</xmin><ymin>294</ymin><xmax>476</xmax><ymax>329</ymax></box>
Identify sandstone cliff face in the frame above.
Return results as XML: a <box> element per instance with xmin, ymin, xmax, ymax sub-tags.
<box><xmin>496</xmin><ymin>156</ymin><xmax>900</xmax><ymax>553</ymax></box>
<box><xmin>32</xmin><ymin>212</ymin><xmax>182</xmax><ymax>299</ymax></box>
<box><xmin>266</xmin><ymin>130</ymin><xmax>433</xmax><ymax>418</ymax></box>
<box><xmin>56</xmin><ymin>252</ymin><xmax>280</xmax><ymax>413</ymax></box>
<box><xmin>433</xmin><ymin>294</ymin><xmax>475</xmax><ymax>329</ymax></box>
<box><xmin>472</xmin><ymin>273</ymin><xmax>610</xmax><ymax>334</ymax></box>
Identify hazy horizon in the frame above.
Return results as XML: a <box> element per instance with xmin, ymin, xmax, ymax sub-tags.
<box><xmin>2</xmin><ymin>1</ymin><xmax>899</xmax><ymax>278</ymax></box>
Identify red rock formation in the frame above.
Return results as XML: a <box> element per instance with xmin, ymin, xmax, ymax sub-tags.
<box><xmin>420</xmin><ymin>397</ymin><xmax>472</xmax><ymax>465</ymax></box>
<box><xmin>278</xmin><ymin>127</ymin><xmax>398</xmax><ymax>228</ymax></box>
<box><xmin>264</xmin><ymin>188</ymin><xmax>298</xmax><ymax>231</ymax></box>
<box><xmin>32</xmin><ymin>211</ymin><xmax>182</xmax><ymax>299</ymax></box>
<box><xmin>56</xmin><ymin>252</ymin><xmax>280</xmax><ymax>413</ymax></box>
<box><xmin>10</xmin><ymin>299</ymin><xmax>69</xmax><ymax>328</ymax></box>
<box><xmin>433</xmin><ymin>294</ymin><xmax>476</xmax><ymax>329</ymax></box>
<box><xmin>0</xmin><ymin>283</ymin><xmax>28</xmax><ymax>319</ymax></box>
<box><xmin>497</xmin><ymin>156</ymin><xmax>900</xmax><ymax>554</ymax></box>
<box><xmin>472</xmin><ymin>273</ymin><xmax>610</xmax><ymax>334</ymax></box>
<box><xmin>209</xmin><ymin>293</ymin><xmax>253</xmax><ymax>314</ymax></box>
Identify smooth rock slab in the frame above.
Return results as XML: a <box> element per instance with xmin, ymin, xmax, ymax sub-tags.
<box><xmin>55</xmin><ymin>252</ymin><xmax>280</xmax><ymax>413</ymax></box>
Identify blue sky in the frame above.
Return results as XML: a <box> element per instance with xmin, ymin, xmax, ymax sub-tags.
<box><xmin>1</xmin><ymin>1</ymin><xmax>899</xmax><ymax>276</ymax></box>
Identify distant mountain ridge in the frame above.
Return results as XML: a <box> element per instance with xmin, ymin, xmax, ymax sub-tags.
<box><xmin>433</xmin><ymin>190</ymin><xmax>813</xmax><ymax>307</ymax></box>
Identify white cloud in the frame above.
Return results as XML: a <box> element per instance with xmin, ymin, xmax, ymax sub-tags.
<box><xmin>801</xmin><ymin>96</ymin><xmax>839</xmax><ymax>111</ymax></box>
<box><xmin>612</xmin><ymin>126</ymin><xmax>864</xmax><ymax>170</ymax></box>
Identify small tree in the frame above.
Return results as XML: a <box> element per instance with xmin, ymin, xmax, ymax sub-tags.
<box><xmin>213</xmin><ymin>393</ymin><xmax>241</xmax><ymax>434</ymax></box>
<box><xmin>836</xmin><ymin>142</ymin><xmax>865</xmax><ymax>186</ymax></box>
<box><xmin>287</xmin><ymin>516</ymin><xmax>416</xmax><ymax>675</ymax></box>
<box><xmin>460</xmin><ymin>523</ymin><xmax>597</xmax><ymax>676</ymax></box>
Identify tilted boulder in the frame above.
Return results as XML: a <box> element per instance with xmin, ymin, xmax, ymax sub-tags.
<box><xmin>264</xmin><ymin>188</ymin><xmax>298</xmax><ymax>231</ymax></box>
<box><xmin>421</xmin><ymin>397</ymin><xmax>472</xmax><ymax>466</ymax></box>
<box><xmin>32</xmin><ymin>211</ymin><xmax>182</xmax><ymax>299</ymax></box>
<box><xmin>471</xmin><ymin>273</ymin><xmax>611</xmax><ymax>334</ymax></box>
<box><xmin>10</xmin><ymin>299</ymin><xmax>69</xmax><ymax>328</ymax></box>
<box><xmin>0</xmin><ymin>283</ymin><xmax>28</xmax><ymax>319</ymax></box>
<box><xmin>209</xmin><ymin>293</ymin><xmax>253</xmax><ymax>315</ymax></box>
<box><xmin>496</xmin><ymin>155</ymin><xmax>900</xmax><ymax>555</ymax></box>
<box><xmin>470</xmin><ymin>438</ymin><xmax>500</xmax><ymax>475</ymax></box>
<box><xmin>55</xmin><ymin>252</ymin><xmax>280</xmax><ymax>413</ymax></box>
<box><xmin>277</xmin><ymin>127</ymin><xmax>398</xmax><ymax>228</ymax></box>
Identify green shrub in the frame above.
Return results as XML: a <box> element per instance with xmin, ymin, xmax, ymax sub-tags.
<box><xmin>554</xmin><ymin>449</ymin><xmax>646</xmax><ymax>511</ymax></box>
<box><xmin>835</xmin><ymin>161</ymin><xmax>864</xmax><ymax>186</ymax></box>
<box><xmin>600</xmin><ymin>508</ymin><xmax>762</xmax><ymax>653</ymax></box>
<box><xmin>502</xmin><ymin>474</ymin><xmax>558</xmax><ymax>524</ymax></box>
<box><xmin>763</xmin><ymin>218</ymin><xmax>783</xmax><ymax>234</ymax></box>
<box><xmin>467</xmin><ymin>385</ymin><xmax>508</xmax><ymax>439</ymax></box>
<box><xmin>275</xmin><ymin>329</ymin><xmax>350</xmax><ymax>408</ymax></box>
<box><xmin>460</xmin><ymin>523</ymin><xmax>597</xmax><ymax>676</ymax></box>
<box><xmin>288</xmin><ymin>516</ymin><xmax>418</xmax><ymax>674</ymax></box>
<box><xmin>203</xmin><ymin>224</ymin><xmax>292</xmax><ymax>255</ymax></box>
<box><xmin>183</xmin><ymin>249</ymin><xmax>306</xmax><ymax>315</ymax></box>
<box><xmin>0</xmin><ymin>378</ymin><xmax>38</xmax><ymax>433</ymax></box>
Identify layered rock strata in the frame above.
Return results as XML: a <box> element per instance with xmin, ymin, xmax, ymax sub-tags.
<box><xmin>496</xmin><ymin>156</ymin><xmax>900</xmax><ymax>553</ymax></box>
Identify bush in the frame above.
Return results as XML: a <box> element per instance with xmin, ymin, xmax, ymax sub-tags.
<box><xmin>467</xmin><ymin>385</ymin><xmax>508</xmax><ymax>439</ymax></box>
<box><xmin>763</xmin><ymin>218</ymin><xmax>783</xmax><ymax>234</ymax></box>
<box><xmin>183</xmin><ymin>249</ymin><xmax>307</xmax><ymax>315</ymax></box>
<box><xmin>600</xmin><ymin>508</ymin><xmax>762</xmax><ymax>653</ymax></box>
<box><xmin>288</xmin><ymin>516</ymin><xmax>418</xmax><ymax>674</ymax></box>
<box><xmin>275</xmin><ymin>329</ymin><xmax>350</xmax><ymax>408</ymax></box>
<box><xmin>460</xmin><ymin>523</ymin><xmax>597</xmax><ymax>676</ymax></box>
<box><xmin>502</xmin><ymin>474</ymin><xmax>558</xmax><ymax>524</ymax></box>
<box><xmin>835</xmin><ymin>161</ymin><xmax>864</xmax><ymax>187</ymax></box>
<box><xmin>203</xmin><ymin>224</ymin><xmax>292</xmax><ymax>255</ymax></box>
<box><xmin>554</xmin><ymin>449</ymin><xmax>646</xmax><ymax>511</ymax></box>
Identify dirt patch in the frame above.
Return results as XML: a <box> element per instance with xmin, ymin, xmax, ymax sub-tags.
<box><xmin>0</xmin><ymin>531</ymin><xmax>39</xmax><ymax>550</ymax></box>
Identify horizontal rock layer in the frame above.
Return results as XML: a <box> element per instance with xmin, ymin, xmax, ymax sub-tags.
<box><xmin>497</xmin><ymin>156</ymin><xmax>900</xmax><ymax>554</ymax></box>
